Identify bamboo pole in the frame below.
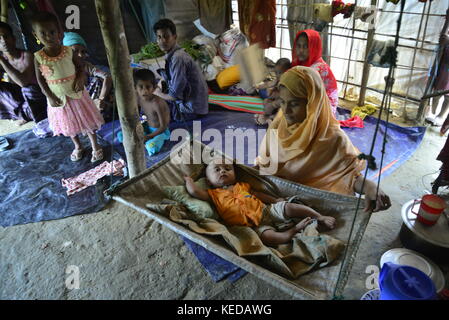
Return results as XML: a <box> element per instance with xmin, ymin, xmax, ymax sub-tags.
<box><xmin>94</xmin><ymin>0</ymin><xmax>146</xmax><ymax>178</ymax></box>
<box><xmin>1</xmin><ymin>0</ymin><xmax>8</xmax><ymax>23</ymax></box>
<box><xmin>401</xmin><ymin>2</ymin><xmax>427</xmax><ymax>120</ymax></box>
<box><xmin>358</xmin><ymin>0</ymin><xmax>377</xmax><ymax>106</ymax></box>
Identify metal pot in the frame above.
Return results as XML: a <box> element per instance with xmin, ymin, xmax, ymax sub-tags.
<box><xmin>400</xmin><ymin>200</ymin><xmax>449</xmax><ymax>264</ymax></box>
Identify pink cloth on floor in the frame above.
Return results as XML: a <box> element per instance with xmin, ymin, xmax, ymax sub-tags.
<box><xmin>61</xmin><ymin>159</ymin><xmax>126</xmax><ymax>195</ymax></box>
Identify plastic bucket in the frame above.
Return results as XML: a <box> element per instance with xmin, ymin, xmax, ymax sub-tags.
<box><xmin>379</xmin><ymin>262</ymin><xmax>436</xmax><ymax>300</ymax></box>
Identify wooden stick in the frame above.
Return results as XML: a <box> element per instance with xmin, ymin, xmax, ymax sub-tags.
<box><xmin>1</xmin><ymin>0</ymin><xmax>8</xmax><ymax>23</ymax></box>
<box><xmin>358</xmin><ymin>0</ymin><xmax>377</xmax><ymax>106</ymax></box>
<box><xmin>94</xmin><ymin>0</ymin><xmax>146</xmax><ymax>178</ymax></box>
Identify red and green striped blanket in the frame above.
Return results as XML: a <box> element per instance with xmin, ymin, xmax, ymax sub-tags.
<box><xmin>208</xmin><ymin>94</ymin><xmax>264</xmax><ymax>114</ymax></box>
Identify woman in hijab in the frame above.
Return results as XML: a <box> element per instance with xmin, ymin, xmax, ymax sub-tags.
<box><xmin>292</xmin><ymin>29</ymin><xmax>339</xmax><ymax>117</ymax></box>
<box><xmin>256</xmin><ymin>66</ymin><xmax>391</xmax><ymax>212</ymax></box>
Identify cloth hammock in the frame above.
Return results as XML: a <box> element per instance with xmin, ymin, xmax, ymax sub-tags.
<box><xmin>110</xmin><ymin>140</ymin><xmax>371</xmax><ymax>299</ymax></box>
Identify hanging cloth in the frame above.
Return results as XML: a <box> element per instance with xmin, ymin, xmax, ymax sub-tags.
<box><xmin>137</xmin><ymin>0</ymin><xmax>166</xmax><ymax>43</ymax></box>
<box><xmin>287</xmin><ymin>0</ymin><xmax>331</xmax><ymax>64</ymax></box>
<box><xmin>237</xmin><ymin>0</ymin><xmax>276</xmax><ymax>49</ymax></box>
<box><xmin>198</xmin><ymin>0</ymin><xmax>232</xmax><ymax>36</ymax></box>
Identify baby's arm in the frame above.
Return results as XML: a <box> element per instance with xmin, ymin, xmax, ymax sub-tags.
<box><xmin>184</xmin><ymin>176</ymin><xmax>211</xmax><ymax>202</ymax></box>
<box><xmin>251</xmin><ymin>190</ymin><xmax>284</xmax><ymax>204</ymax></box>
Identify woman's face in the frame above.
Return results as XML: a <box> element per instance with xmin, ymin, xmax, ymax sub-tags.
<box><xmin>71</xmin><ymin>44</ymin><xmax>88</xmax><ymax>60</ymax></box>
<box><xmin>295</xmin><ymin>35</ymin><xmax>309</xmax><ymax>62</ymax></box>
<box><xmin>279</xmin><ymin>86</ymin><xmax>308</xmax><ymax>126</ymax></box>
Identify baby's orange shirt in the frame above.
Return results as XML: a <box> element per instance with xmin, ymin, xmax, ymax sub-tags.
<box><xmin>207</xmin><ymin>182</ymin><xmax>263</xmax><ymax>227</ymax></box>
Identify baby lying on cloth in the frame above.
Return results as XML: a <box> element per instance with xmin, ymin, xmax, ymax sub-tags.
<box><xmin>184</xmin><ymin>158</ymin><xmax>336</xmax><ymax>246</ymax></box>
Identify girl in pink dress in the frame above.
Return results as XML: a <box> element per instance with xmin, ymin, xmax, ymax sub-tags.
<box><xmin>32</xmin><ymin>12</ymin><xmax>104</xmax><ymax>162</ymax></box>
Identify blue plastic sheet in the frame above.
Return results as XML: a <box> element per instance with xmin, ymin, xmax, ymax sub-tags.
<box><xmin>98</xmin><ymin>107</ymin><xmax>426</xmax><ymax>181</ymax></box>
<box><xmin>0</xmin><ymin>130</ymin><xmax>124</xmax><ymax>227</ymax></box>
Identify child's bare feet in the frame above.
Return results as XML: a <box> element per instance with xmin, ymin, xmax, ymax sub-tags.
<box><xmin>294</xmin><ymin>217</ymin><xmax>313</xmax><ymax>232</ymax></box>
<box><xmin>317</xmin><ymin>216</ymin><xmax>336</xmax><ymax>229</ymax></box>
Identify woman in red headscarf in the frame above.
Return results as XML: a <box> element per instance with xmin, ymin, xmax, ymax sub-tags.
<box><xmin>292</xmin><ymin>29</ymin><xmax>339</xmax><ymax>116</ymax></box>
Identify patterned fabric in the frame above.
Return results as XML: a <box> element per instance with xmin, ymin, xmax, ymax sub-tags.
<box><xmin>237</xmin><ymin>0</ymin><xmax>276</xmax><ymax>49</ymax></box>
<box><xmin>207</xmin><ymin>182</ymin><xmax>264</xmax><ymax>227</ymax></box>
<box><xmin>292</xmin><ymin>29</ymin><xmax>339</xmax><ymax>115</ymax></box>
<box><xmin>61</xmin><ymin>159</ymin><xmax>126</xmax><ymax>196</ymax></box>
<box><xmin>34</xmin><ymin>46</ymin><xmax>83</xmax><ymax>106</ymax></box>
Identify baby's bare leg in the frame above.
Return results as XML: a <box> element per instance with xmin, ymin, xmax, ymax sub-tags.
<box><xmin>284</xmin><ymin>203</ymin><xmax>336</xmax><ymax>229</ymax></box>
<box><xmin>259</xmin><ymin>217</ymin><xmax>313</xmax><ymax>246</ymax></box>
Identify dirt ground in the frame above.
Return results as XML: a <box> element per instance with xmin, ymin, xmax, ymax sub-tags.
<box><xmin>1</xmin><ymin>104</ymin><xmax>448</xmax><ymax>300</ymax></box>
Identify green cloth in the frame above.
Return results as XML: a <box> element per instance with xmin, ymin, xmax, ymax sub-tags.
<box><xmin>162</xmin><ymin>178</ymin><xmax>219</xmax><ymax>220</ymax></box>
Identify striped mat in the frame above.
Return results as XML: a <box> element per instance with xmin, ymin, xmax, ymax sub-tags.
<box><xmin>208</xmin><ymin>94</ymin><xmax>264</xmax><ymax>114</ymax></box>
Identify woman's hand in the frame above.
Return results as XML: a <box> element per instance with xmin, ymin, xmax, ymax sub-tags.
<box><xmin>363</xmin><ymin>181</ymin><xmax>391</xmax><ymax>212</ymax></box>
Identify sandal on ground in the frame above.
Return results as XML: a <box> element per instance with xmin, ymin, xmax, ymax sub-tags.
<box><xmin>70</xmin><ymin>148</ymin><xmax>84</xmax><ymax>162</ymax></box>
<box><xmin>91</xmin><ymin>148</ymin><xmax>104</xmax><ymax>163</ymax></box>
<box><xmin>0</xmin><ymin>136</ymin><xmax>10</xmax><ymax>151</ymax></box>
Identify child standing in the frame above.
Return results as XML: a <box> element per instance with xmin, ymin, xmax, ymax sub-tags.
<box><xmin>117</xmin><ymin>69</ymin><xmax>170</xmax><ymax>156</ymax></box>
<box><xmin>32</xmin><ymin>12</ymin><xmax>104</xmax><ymax>162</ymax></box>
<box><xmin>184</xmin><ymin>159</ymin><xmax>336</xmax><ymax>246</ymax></box>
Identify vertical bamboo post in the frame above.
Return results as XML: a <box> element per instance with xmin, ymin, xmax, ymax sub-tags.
<box><xmin>94</xmin><ymin>0</ymin><xmax>146</xmax><ymax>178</ymax></box>
<box><xmin>358</xmin><ymin>0</ymin><xmax>377</xmax><ymax>106</ymax></box>
<box><xmin>1</xmin><ymin>0</ymin><xmax>8</xmax><ymax>23</ymax></box>
<box><xmin>401</xmin><ymin>2</ymin><xmax>427</xmax><ymax>120</ymax></box>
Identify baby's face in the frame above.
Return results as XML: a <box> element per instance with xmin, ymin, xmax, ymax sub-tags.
<box><xmin>206</xmin><ymin>162</ymin><xmax>236</xmax><ymax>188</ymax></box>
<box><xmin>135</xmin><ymin>80</ymin><xmax>155</xmax><ymax>101</ymax></box>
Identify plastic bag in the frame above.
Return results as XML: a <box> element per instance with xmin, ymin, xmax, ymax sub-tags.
<box><xmin>217</xmin><ymin>27</ymin><xmax>249</xmax><ymax>68</ymax></box>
